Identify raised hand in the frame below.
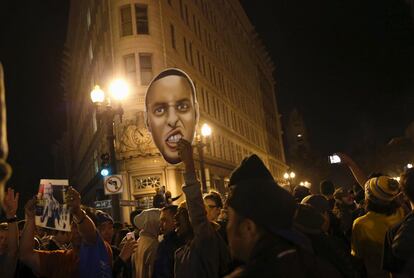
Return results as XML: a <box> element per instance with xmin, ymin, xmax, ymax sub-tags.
<box><xmin>64</xmin><ymin>186</ymin><xmax>81</xmax><ymax>214</ymax></box>
<box><xmin>119</xmin><ymin>238</ymin><xmax>138</xmax><ymax>262</ymax></box>
<box><xmin>2</xmin><ymin>187</ymin><xmax>19</xmax><ymax>218</ymax></box>
<box><xmin>335</xmin><ymin>152</ymin><xmax>352</xmax><ymax>165</ymax></box>
<box><xmin>177</xmin><ymin>138</ymin><xmax>195</xmax><ymax>173</ymax></box>
<box><xmin>24</xmin><ymin>197</ymin><xmax>37</xmax><ymax>220</ymax></box>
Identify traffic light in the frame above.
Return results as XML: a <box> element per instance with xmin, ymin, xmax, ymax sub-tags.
<box><xmin>100</xmin><ymin>153</ymin><xmax>111</xmax><ymax>177</ymax></box>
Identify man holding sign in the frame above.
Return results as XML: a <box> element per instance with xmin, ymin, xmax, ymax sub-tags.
<box><xmin>20</xmin><ymin>186</ymin><xmax>112</xmax><ymax>278</ymax></box>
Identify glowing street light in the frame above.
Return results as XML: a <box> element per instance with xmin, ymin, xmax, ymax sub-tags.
<box><xmin>109</xmin><ymin>79</ymin><xmax>129</xmax><ymax>101</ymax></box>
<box><xmin>283</xmin><ymin>171</ymin><xmax>296</xmax><ymax>193</ymax></box>
<box><xmin>90</xmin><ymin>85</ymin><xmax>105</xmax><ymax>104</ymax></box>
<box><xmin>407</xmin><ymin>163</ymin><xmax>413</xmax><ymax>169</ymax></box>
<box><xmin>201</xmin><ymin>123</ymin><xmax>212</xmax><ymax>137</ymax></box>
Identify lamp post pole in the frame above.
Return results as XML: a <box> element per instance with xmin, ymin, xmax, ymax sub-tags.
<box><xmin>105</xmin><ymin>108</ymin><xmax>121</xmax><ymax>222</ymax></box>
<box><xmin>196</xmin><ymin>142</ymin><xmax>208</xmax><ymax>193</ymax></box>
<box><xmin>90</xmin><ymin>80</ymin><xmax>128</xmax><ymax>223</ymax></box>
<box><xmin>195</xmin><ymin>123</ymin><xmax>212</xmax><ymax>194</ymax></box>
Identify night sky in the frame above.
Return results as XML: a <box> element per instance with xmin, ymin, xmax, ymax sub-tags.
<box><xmin>0</xmin><ymin>1</ymin><xmax>414</xmax><ymax>212</ymax></box>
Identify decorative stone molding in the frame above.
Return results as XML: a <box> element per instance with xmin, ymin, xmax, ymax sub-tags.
<box><xmin>115</xmin><ymin>111</ymin><xmax>158</xmax><ymax>156</ymax></box>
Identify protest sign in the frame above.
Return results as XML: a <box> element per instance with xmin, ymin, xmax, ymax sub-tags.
<box><xmin>35</xmin><ymin>179</ymin><xmax>71</xmax><ymax>231</ymax></box>
<box><xmin>144</xmin><ymin>68</ymin><xmax>199</xmax><ymax>164</ymax></box>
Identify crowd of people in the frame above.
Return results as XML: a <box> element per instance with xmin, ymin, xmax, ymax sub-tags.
<box><xmin>0</xmin><ymin>139</ymin><xmax>414</xmax><ymax>277</ymax></box>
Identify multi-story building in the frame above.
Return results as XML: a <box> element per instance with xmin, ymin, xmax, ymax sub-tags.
<box><xmin>62</xmin><ymin>0</ymin><xmax>287</xmax><ymax>221</ymax></box>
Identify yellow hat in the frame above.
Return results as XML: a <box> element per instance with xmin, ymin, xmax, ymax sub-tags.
<box><xmin>365</xmin><ymin>176</ymin><xmax>400</xmax><ymax>203</ymax></box>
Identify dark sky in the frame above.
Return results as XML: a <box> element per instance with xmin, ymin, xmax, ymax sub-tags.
<box><xmin>0</xmin><ymin>1</ymin><xmax>414</xmax><ymax>210</ymax></box>
<box><xmin>0</xmin><ymin>1</ymin><xmax>70</xmax><ymax>207</ymax></box>
<box><xmin>240</xmin><ymin>0</ymin><xmax>414</xmax><ymax>155</ymax></box>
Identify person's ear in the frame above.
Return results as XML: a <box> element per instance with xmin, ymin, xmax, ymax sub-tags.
<box><xmin>240</xmin><ymin>218</ymin><xmax>260</xmax><ymax>239</ymax></box>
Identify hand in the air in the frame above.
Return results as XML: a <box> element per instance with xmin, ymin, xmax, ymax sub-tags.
<box><xmin>2</xmin><ymin>187</ymin><xmax>19</xmax><ymax>218</ymax></box>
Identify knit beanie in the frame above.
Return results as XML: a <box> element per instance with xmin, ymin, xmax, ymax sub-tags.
<box><xmin>228</xmin><ymin>154</ymin><xmax>297</xmax><ymax>235</ymax></box>
<box><xmin>364</xmin><ymin>176</ymin><xmax>400</xmax><ymax>204</ymax></box>
<box><xmin>229</xmin><ymin>154</ymin><xmax>274</xmax><ymax>185</ymax></box>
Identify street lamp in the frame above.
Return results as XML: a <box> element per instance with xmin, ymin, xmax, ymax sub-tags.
<box><xmin>300</xmin><ymin>181</ymin><xmax>311</xmax><ymax>189</ymax></box>
<box><xmin>407</xmin><ymin>163</ymin><xmax>413</xmax><ymax>169</ymax></box>
<box><xmin>195</xmin><ymin>123</ymin><xmax>212</xmax><ymax>193</ymax></box>
<box><xmin>90</xmin><ymin>79</ymin><xmax>129</xmax><ymax>222</ymax></box>
<box><xmin>283</xmin><ymin>171</ymin><xmax>296</xmax><ymax>192</ymax></box>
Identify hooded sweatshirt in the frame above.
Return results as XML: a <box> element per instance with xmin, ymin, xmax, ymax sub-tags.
<box><xmin>132</xmin><ymin>208</ymin><xmax>161</xmax><ymax>278</ymax></box>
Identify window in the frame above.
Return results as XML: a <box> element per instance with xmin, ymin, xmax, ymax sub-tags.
<box><xmin>139</xmin><ymin>53</ymin><xmax>153</xmax><ymax>85</ymax></box>
<box><xmin>193</xmin><ymin>15</ymin><xmax>197</xmax><ymax>35</ymax></box>
<box><xmin>196</xmin><ymin>50</ymin><xmax>201</xmax><ymax>71</ymax></box>
<box><xmin>123</xmin><ymin>54</ymin><xmax>137</xmax><ymax>84</ymax></box>
<box><xmin>184</xmin><ymin>5</ymin><xmax>189</xmax><ymax>25</ymax></box>
<box><xmin>170</xmin><ymin>24</ymin><xmax>176</xmax><ymax>49</ymax></box>
<box><xmin>120</xmin><ymin>5</ymin><xmax>133</xmax><ymax>36</ymax></box>
<box><xmin>135</xmin><ymin>4</ymin><xmax>149</xmax><ymax>34</ymax></box>
<box><xmin>197</xmin><ymin>21</ymin><xmax>202</xmax><ymax>41</ymax></box>
<box><xmin>183</xmin><ymin>37</ymin><xmax>188</xmax><ymax>61</ymax></box>
<box><xmin>189</xmin><ymin>42</ymin><xmax>194</xmax><ymax>65</ymax></box>
<box><xmin>179</xmin><ymin>0</ymin><xmax>184</xmax><ymax>19</ymax></box>
<box><xmin>89</xmin><ymin>41</ymin><xmax>93</xmax><ymax>61</ymax></box>
<box><xmin>134</xmin><ymin>175</ymin><xmax>161</xmax><ymax>190</ymax></box>
<box><xmin>86</xmin><ymin>8</ymin><xmax>91</xmax><ymax>29</ymax></box>
<box><xmin>201</xmin><ymin>55</ymin><xmax>206</xmax><ymax>75</ymax></box>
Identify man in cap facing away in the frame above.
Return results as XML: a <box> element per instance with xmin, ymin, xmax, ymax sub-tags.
<box><xmin>224</xmin><ymin>154</ymin><xmax>341</xmax><ymax>278</ymax></box>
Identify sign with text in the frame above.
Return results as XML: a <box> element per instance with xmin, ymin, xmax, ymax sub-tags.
<box><xmin>94</xmin><ymin>199</ymin><xmax>112</xmax><ymax>209</ymax></box>
<box><xmin>104</xmin><ymin>175</ymin><xmax>123</xmax><ymax>195</ymax></box>
<box><xmin>119</xmin><ymin>199</ymin><xmax>140</xmax><ymax>207</ymax></box>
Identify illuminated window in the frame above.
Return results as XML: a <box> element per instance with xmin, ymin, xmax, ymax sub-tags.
<box><xmin>134</xmin><ymin>175</ymin><xmax>161</xmax><ymax>190</ymax></box>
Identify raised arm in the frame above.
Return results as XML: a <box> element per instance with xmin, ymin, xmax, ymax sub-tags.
<box><xmin>1</xmin><ymin>188</ymin><xmax>19</xmax><ymax>278</ymax></box>
<box><xmin>177</xmin><ymin>139</ymin><xmax>211</xmax><ymax>235</ymax></box>
<box><xmin>19</xmin><ymin>197</ymin><xmax>41</xmax><ymax>275</ymax></box>
<box><xmin>336</xmin><ymin>153</ymin><xmax>367</xmax><ymax>188</ymax></box>
<box><xmin>65</xmin><ymin>186</ymin><xmax>97</xmax><ymax>244</ymax></box>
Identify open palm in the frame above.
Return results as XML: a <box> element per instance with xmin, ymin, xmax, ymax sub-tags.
<box><xmin>2</xmin><ymin>187</ymin><xmax>19</xmax><ymax>218</ymax></box>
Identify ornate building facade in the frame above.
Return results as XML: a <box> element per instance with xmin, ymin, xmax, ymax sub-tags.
<box><xmin>62</xmin><ymin>0</ymin><xmax>287</xmax><ymax>221</ymax></box>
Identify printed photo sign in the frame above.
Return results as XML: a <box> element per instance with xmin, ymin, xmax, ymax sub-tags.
<box><xmin>144</xmin><ymin>68</ymin><xmax>199</xmax><ymax>164</ymax></box>
<box><xmin>35</xmin><ymin>179</ymin><xmax>71</xmax><ymax>232</ymax></box>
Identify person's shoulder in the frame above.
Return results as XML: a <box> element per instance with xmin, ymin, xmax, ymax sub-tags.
<box><xmin>352</xmin><ymin>213</ymin><xmax>372</xmax><ymax>230</ymax></box>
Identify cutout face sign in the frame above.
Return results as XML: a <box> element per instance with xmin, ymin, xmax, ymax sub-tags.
<box><xmin>145</xmin><ymin>68</ymin><xmax>199</xmax><ymax>164</ymax></box>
